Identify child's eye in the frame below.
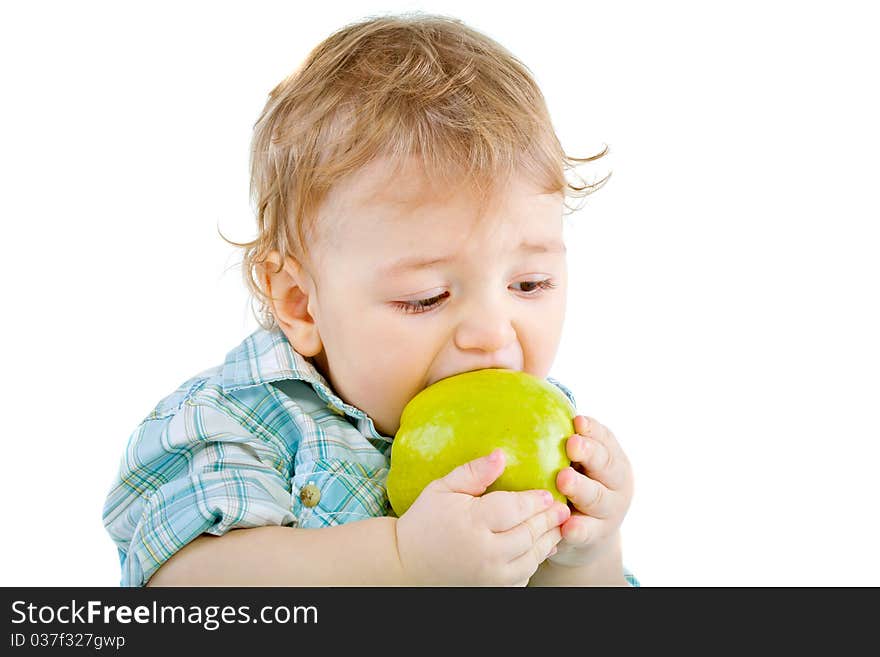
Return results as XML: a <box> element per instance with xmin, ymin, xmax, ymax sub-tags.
<box><xmin>392</xmin><ymin>291</ymin><xmax>450</xmax><ymax>314</ymax></box>
<box><xmin>391</xmin><ymin>279</ymin><xmax>557</xmax><ymax>315</ymax></box>
<box><xmin>515</xmin><ymin>279</ymin><xmax>557</xmax><ymax>294</ymax></box>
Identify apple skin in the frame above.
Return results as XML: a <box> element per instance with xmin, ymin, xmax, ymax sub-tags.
<box><xmin>386</xmin><ymin>368</ymin><xmax>575</xmax><ymax>517</ymax></box>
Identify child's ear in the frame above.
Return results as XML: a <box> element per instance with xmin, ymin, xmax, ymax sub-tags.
<box><xmin>261</xmin><ymin>251</ymin><xmax>323</xmax><ymax>357</ymax></box>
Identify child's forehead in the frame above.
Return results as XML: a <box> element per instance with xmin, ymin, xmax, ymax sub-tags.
<box><xmin>333</xmin><ymin>157</ymin><xmax>465</xmax><ymax>213</ymax></box>
<box><xmin>313</xmin><ymin>157</ymin><xmax>563</xmax><ymax>262</ymax></box>
<box><xmin>325</xmin><ymin>155</ymin><xmax>553</xmax><ymax>225</ymax></box>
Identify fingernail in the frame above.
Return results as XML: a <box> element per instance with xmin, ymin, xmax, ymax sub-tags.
<box><xmin>548</xmin><ymin>547</ymin><xmax>558</xmax><ymax>557</ymax></box>
<box><xmin>488</xmin><ymin>448</ymin><xmax>502</xmax><ymax>463</ymax></box>
<box><xmin>557</xmin><ymin>504</ymin><xmax>570</xmax><ymax>523</ymax></box>
<box><xmin>542</xmin><ymin>490</ymin><xmax>553</xmax><ymax>507</ymax></box>
<box><xmin>558</xmin><ymin>470</ymin><xmax>570</xmax><ymax>494</ymax></box>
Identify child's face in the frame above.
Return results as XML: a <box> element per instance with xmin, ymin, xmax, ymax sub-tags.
<box><xmin>274</xmin><ymin>157</ymin><xmax>567</xmax><ymax>437</ymax></box>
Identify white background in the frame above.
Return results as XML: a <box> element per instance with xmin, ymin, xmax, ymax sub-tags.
<box><xmin>2</xmin><ymin>1</ymin><xmax>877</xmax><ymax>586</ymax></box>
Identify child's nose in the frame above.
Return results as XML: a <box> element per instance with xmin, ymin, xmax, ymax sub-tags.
<box><xmin>453</xmin><ymin>302</ymin><xmax>518</xmax><ymax>354</ymax></box>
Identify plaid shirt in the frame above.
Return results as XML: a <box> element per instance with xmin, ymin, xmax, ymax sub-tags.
<box><xmin>103</xmin><ymin>326</ymin><xmax>639</xmax><ymax>587</ymax></box>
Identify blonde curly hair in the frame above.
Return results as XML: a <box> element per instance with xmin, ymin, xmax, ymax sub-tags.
<box><xmin>221</xmin><ymin>12</ymin><xmax>608</xmax><ymax>330</ymax></box>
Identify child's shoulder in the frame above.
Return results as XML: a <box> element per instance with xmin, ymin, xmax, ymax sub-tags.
<box><xmin>136</xmin><ymin>326</ymin><xmax>359</xmax><ymax>434</ymax></box>
<box><xmin>142</xmin><ymin>364</ymin><xmax>223</xmax><ymax>423</ymax></box>
<box><xmin>139</xmin><ymin>326</ymin><xmax>298</xmax><ymax>424</ymax></box>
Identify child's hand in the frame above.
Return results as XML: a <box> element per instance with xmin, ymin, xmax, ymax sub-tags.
<box><xmin>548</xmin><ymin>415</ymin><xmax>634</xmax><ymax>569</ymax></box>
<box><xmin>395</xmin><ymin>449</ymin><xmax>569</xmax><ymax>586</ymax></box>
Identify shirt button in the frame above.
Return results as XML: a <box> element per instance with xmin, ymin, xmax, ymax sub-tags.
<box><xmin>300</xmin><ymin>483</ymin><xmax>321</xmax><ymax>508</ymax></box>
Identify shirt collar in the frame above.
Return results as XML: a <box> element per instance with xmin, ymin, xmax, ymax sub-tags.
<box><xmin>221</xmin><ymin>326</ymin><xmax>393</xmax><ymax>443</ymax></box>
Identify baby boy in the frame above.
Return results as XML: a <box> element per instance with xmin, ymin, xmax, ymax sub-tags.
<box><xmin>103</xmin><ymin>12</ymin><xmax>636</xmax><ymax>587</ymax></box>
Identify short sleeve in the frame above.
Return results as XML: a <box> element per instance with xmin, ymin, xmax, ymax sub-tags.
<box><xmin>102</xmin><ymin>399</ymin><xmax>297</xmax><ymax>587</ymax></box>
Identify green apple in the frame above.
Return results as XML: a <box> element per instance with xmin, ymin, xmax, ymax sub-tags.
<box><xmin>386</xmin><ymin>368</ymin><xmax>575</xmax><ymax>517</ymax></box>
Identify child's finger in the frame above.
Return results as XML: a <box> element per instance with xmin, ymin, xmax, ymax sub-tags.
<box><xmin>569</xmin><ymin>416</ymin><xmax>630</xmax><ymax>491</ymax></box>
<box><xmin>575</xmin><ymin>415</ymin><xmax>621</xmax><ymax>453</ymax></box>
<box><xmin>475</xmin><ymin>488</ymin><xmax>556</xmax><ymax>532</ymax></box>
<box><xmin>505</xmin><ymin>525</ymin><xmax>563</xmax><ymax>580</ymax></box>
<box><xmin>556</xmin><ymin>467</ymin><xmax>616</xmax><ymax>519</ymax></box>
<box><xmin>559</xmin><ymin>512</ymin><xmax>606</xmax><ymax>547</ymax></box>
<box><xmin>497</xmin><ymin>502</ymin><xmax>570</xmax><ymax>559</ymax></box>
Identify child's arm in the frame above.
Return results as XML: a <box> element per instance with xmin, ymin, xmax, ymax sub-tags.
<box><xmin>147</xmin><ymin>518</ymin><xmax>405</xmax><ymax>586</ymax></box>
<box><xmin>148</xmin><ymin>450</ymin><xmax>566</xmax><ymax>586</ymax></box>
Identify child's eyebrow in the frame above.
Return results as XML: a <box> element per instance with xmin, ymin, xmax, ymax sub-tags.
<box><xmin>378</xmin><ymin>240</ymin><xmax>566</xmax><ymax>276</ymax></box>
